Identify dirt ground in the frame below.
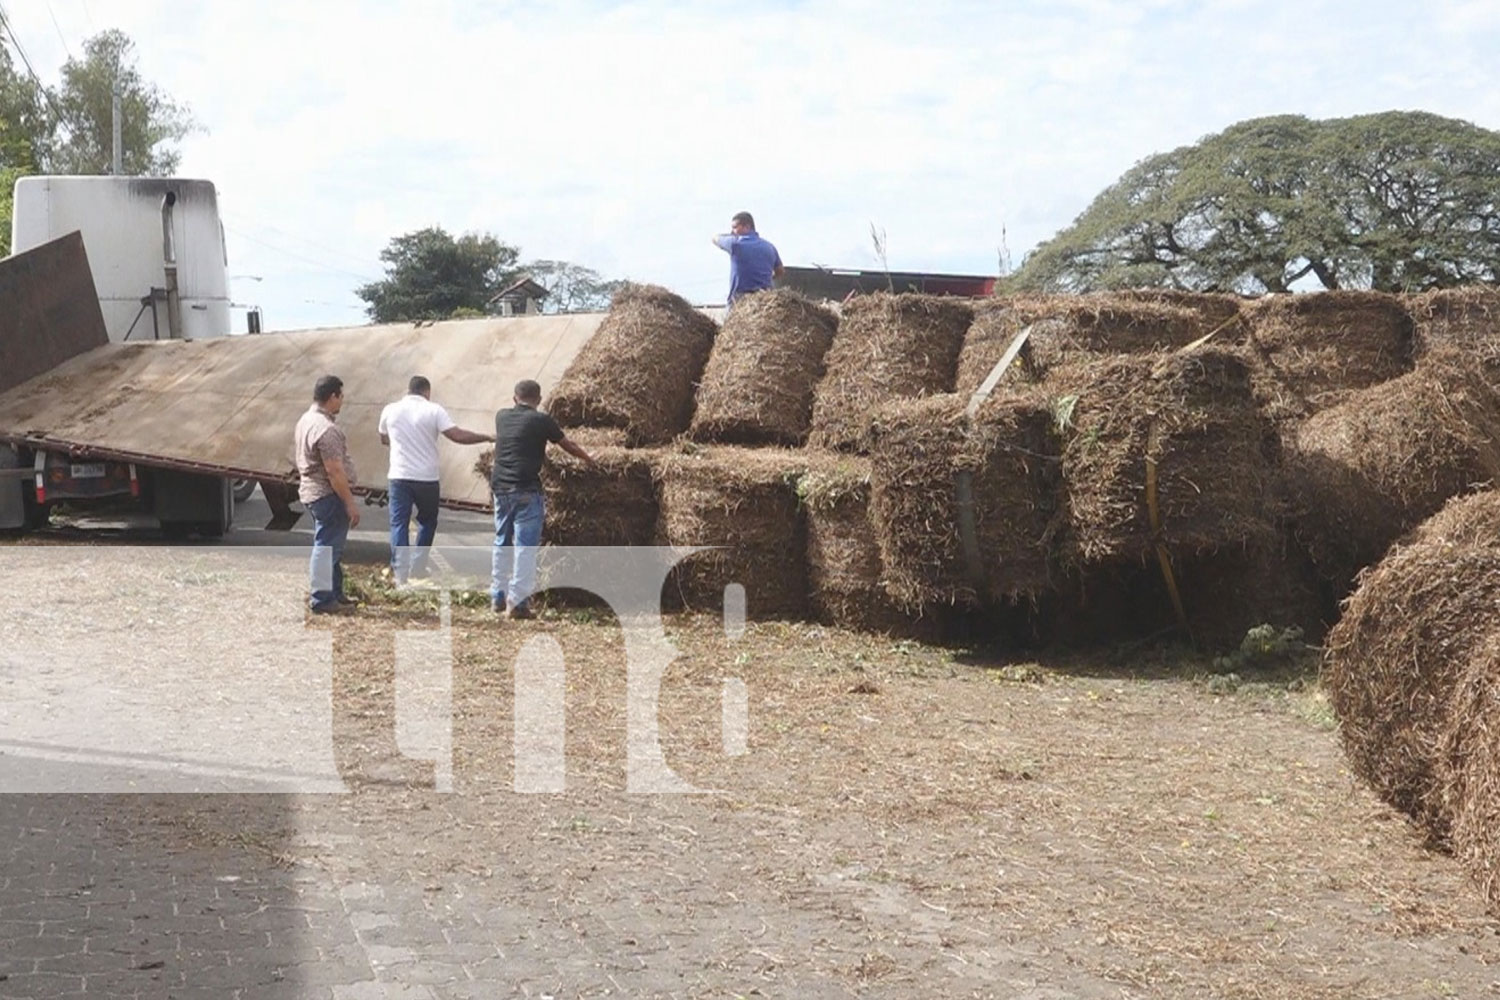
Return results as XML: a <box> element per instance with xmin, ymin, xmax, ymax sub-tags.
<box><xmin>5</xmin><ymin>549</ymin><xmax>1499</xmax><ymax>998</ymax></box>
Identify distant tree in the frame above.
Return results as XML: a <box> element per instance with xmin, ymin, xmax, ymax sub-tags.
<box><xmin>0</xmin><ymin>43</ymin><xmax>45</xmax><ymax>255</ymax></box>
<box><xmin>1010</xmin><ymin>111</ymin><xmax>1500</xmax><ymax>295</ymax></box>
<box><xmin>42</xmin><ymin>29</ymin><xmax>200</xmax><ymax>176</ymax></box>
<box><xmin>0</xmin><ymin>43</ymin><xmax>44</xmax><ymax>166</ymax></box>
<box><xmin>522</xmin><ymin>259</ymin><xmax>625</xmax><ymax>313</ymax></box>
<box><xmin>356</xmin><ymin>227</ymin><xmax>521</xmax><ymax>323</ymax></box>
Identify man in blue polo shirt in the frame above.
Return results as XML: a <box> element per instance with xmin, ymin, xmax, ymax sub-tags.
<box><xmin>712</xmin><ymin>211</ymin><xmax>784</xmax><ymax>305</ymax></box>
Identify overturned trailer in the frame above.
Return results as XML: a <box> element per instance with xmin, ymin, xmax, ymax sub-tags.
<box><xmin>0</xmin><ymin>232</ymin><xmax>608</xmax><ymax>532</ymax></box>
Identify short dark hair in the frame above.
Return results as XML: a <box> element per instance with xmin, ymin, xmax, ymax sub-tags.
<box><xmin>408</xmin><ymin>375</ymin><xmax>431</xmax><ymax>395</ymax></box>
<box><xmin>732</xmin><ymin>211</ymin><xmax>755</xmax><ymax>229</ymax></box>
<box><xmin>313</xmin><ymin>375</ymin><xmax>343</xmax><ymax>403</ymax></box>
<box><xmin>514</xmin><ymin>379</ymin><xmax>542</xmax><ymax>403</ymax></box>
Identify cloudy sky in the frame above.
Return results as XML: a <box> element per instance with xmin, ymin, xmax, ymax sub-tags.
<box><xmin>7</xmin><ymin>0</ymin><xmax>1500</xmax><ymax>330</ymax></box>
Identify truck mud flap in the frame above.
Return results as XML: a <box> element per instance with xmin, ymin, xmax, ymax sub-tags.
<box><xmin>260</xmin><ymin>480</ymin><xmax>302</xmax><ymax>531</ymax></box>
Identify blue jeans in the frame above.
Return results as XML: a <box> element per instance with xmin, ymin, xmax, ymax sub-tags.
<box><xmin>308</xmin><ymin>493</ymin><xmax>350</xmax><ymax>611</ymax></box>
<box><xmin>491</xmin><ymin>489</ymin><xmax>544</xmax><ymax>610</ymax></box>
<box><xmin>389</xmin><ymin>478</ymin><xmax>440</xmax><ymax>581</ymax></box>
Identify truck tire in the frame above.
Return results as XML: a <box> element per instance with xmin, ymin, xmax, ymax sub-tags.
<box><xmin>232</xmin><ymin>478</ymin><xmax>256</xmax><ymax>503</ymax></box>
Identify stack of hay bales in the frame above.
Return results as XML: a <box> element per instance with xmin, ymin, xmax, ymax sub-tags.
<box><xmin>547</xmin><ymin>284</ymin><xmax>717</xmax><ymax>446</ymax></box>
<box><xmin>538</xmin><ymin>429</ymin><xmax>657</xmax><ymax>547</ymax></box>
<box><xmin>1407</xmin><ymin>286</ymin><xmax>1500</xmax><ymax>359</ymax></box>
<box><xmin>799</xmin><ymin>452</ymin><xmax>934</xmax><ymax>635</ymax></box>
<box><xmin>1050</xmin><ymin>348</ymin><xmax>1277</xmax><ymax>567</ymax></box>
<box><xmin>690</xmin><ymin>290</ymin><xmax>838</xmax><ymax>446</ymax></box>
<box><xmin>1284</xmin><ymin>353</ymin><xmax>1500</xmax><ymax>591</ymax></box>
<box><xmin>1324</xmin><ymin>491</ymin><xmax>1500</xmax><ymax>844</ymax></box>
<box><xmin>1044</xmin><ymin>347</ymin><xmax>1307</xmax><ymax>646</ymax></box>
<box><xmin>1243</xmin><ymin>291</ymin><xmax>1414</xmax><ymax>422</ymax></box>
<box><xmin>653</xmin><ymin>446</ymin><xmax>809</xmax><ymax>618</ymax></box>
<box><xmin>809</xmin><ymin>293</ymin><xmax>973</xmax><ymax>452</ymax></box>
<box><xmin>867</xmin><ymin>390</ymin><xmax>1059</xmax><ymax>609</ymax></box>
<box><xmin>955</xmin><ymin>294</ymin><xmax>1230</xmax><ymax>395</ymax></box>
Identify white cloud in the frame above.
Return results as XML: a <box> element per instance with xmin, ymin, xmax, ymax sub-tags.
<box><xmin>5</xmin><ymin>0</ymin><xmax>1500</xmax><ymax>326</ymax></box>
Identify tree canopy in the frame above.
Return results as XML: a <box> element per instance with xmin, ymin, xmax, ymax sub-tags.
<box><xmin>44</xmin><ymin>29</ymin><xmax>199</xmax><ymax>176</ymax></box>
<box><xmin>523</xmin><ymin>259</ymin><xmax>625</xmax><ymax>314</ymax></box>
<box><xmin>357</xmin><ymin>229</ymin><xmax>625</xmax><ymax>322</ymax></box>
<box><xmin>1009</xmin><ymin>111</ymin><xmax>1500</xmax><ymax>295</ymax></box>
<box><xmin>356</xmin><ymin>227</ymin><xmax>521</xmax><ymax>323</ymax></box>
<box><xmin>0</xmin><ymin>27</ymin><xmax>200</xmax><ymax>254</ymax></box>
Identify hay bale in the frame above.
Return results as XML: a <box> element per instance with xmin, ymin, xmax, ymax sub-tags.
<box><xmin>1244</xmin><ymin>290</ymin><xmax>1414</xmax><ymax>419</ymax></box>
<box><xmin>1109</xmin><ymin>288</ymin><xmax>1245</xmax><ymax>331</ymax></box>
<box><xmin>1324</xmin><ymin>491</ymin><xmax>1500</xmax><ymax>842</ymax></box>
<box><xmin>689</xmin><ymin>290</ymin><xmax>838</xmax><ymax>446</ymax></box>
<box><xmin>1285</xmin><ymin>357</ymin><xmax>1500</xmax><ymax>590</ymax></box>
<box><xmin>955</xmin><ymin>293</ymin><xmax>1234</xmax><ymax>396</ymax></box>
<box><xmin>808</xmin><ymin>292</ymin><xmax>973</xmax><ymax>453</ymax></box>
<box><xmin>798</xmin><ymin>452</ymin><xmax>940</xmax><ymax>636</ymax></box>
<box><xmin>546</xmin><ymin>284</ymin><xmax>718</xmax><ymax>445</ymax></box>
<box><xmin>1049</xmin><ymin>348</ymin><xmax>1277</xmax><ymax>568</ymax></box>
<box><xmin>953</xmin><ymin>297</ymin><xmax>1051</xmax><ymax>397</ymax></box>
<box><xmin>1438</xmin><ymin>630</ymin><xmax>1500</xmax><ymax>912</ymax></box>
<box><xmin>1408</xmin><ymin>286</ymin><xmax>1500</xmax><ymax>359</ymax></box>
<box><xmin>654</xmin><ymin>446</ymin><xmax>809</xmax><ymax>618</ymax></box>
<box><xmin>868</xmin><ymin>391</ymin><xmax>1059</xmax><ymax>608</ymax></box>
<box><xmin>537</xmin><ymin>429</ymin><xmax>655</xmax><ymax>547</ymax></box>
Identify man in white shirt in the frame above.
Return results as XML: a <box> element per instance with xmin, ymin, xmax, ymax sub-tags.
<box><xmin>378</xmin><ymin>375</ymin><xmax>494</xmax><ymax>584</ymax></box>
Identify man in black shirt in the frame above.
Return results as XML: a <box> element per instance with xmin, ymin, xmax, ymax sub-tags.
<box><xmin>490</xmin><ymin>379</ymin><xmax>595</xmax><ymax>618</ymax></box>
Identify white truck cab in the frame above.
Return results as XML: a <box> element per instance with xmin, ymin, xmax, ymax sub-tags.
<box><xmin>11</xmin><ymin>176</ymin><xmax>232</xmax><ymax>343</ymax></box>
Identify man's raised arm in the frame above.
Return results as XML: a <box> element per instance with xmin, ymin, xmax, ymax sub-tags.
<box><xmin>443</xmin><ymin>427</ymin><xmax>494</xmax><ymax>445</ymax></box>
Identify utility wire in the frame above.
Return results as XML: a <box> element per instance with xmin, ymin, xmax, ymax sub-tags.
<box><xmin>44</xmin><ymin>0</ymin><xmax>71</xmax><ymax>59</ymax></box>
<box><xmin>223</xmin><ymin>224</ymin><xmax>381</xmax><ymax>283</ymax></box>
<box><xmin>221</xmin><ymin>210</ymin><xmax>386</xmax><ymax>272</ymax></box>
<box><xmin>0</xmin><ymin>2</ymin><xmax>70</xmax><ymax>123</ymax></box>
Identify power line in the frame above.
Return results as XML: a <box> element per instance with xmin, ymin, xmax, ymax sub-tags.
<box><xmin>45</xmin><ymin>0</ymin><xmax>72</xmax><ymax>59</ymax></box>
<box><xmin>221</xmin><ymin>210</ymin><xmax>386</xmax><ymax>272</ymax></box>
<box><xmin>0</xmin><ymin>2</ymin><xmax>69</xmax><ymax>123</ymax></box>
<box><xmin>223</xmin><ymin>224</ymin><xmax>381</xmax><ymax>283</ymax></box>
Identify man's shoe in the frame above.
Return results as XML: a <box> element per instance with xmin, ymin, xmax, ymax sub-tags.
<box><xmin>491</xmin><ymin>598</ymin><xmax>507</xmax><ymax>614</ymax></box>
<box><xmin>337</xmin><ymin>594</ymin><xmax>360</xmax><ymax>607</ymax></box>
<box><xmin>505</xmin><ymin>604</ymin><xmax>534</xmax><ymax>621</ymax></box>
<box><xmin>310</xmin><ymin>602</ymin><xmax>353</xmax><ymax>616</ymax></box>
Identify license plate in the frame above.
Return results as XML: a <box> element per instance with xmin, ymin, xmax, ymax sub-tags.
<box><xmin>69</xmin><ymin>462</ymin><xmax>107</xmax><ymax>479</ymax></box>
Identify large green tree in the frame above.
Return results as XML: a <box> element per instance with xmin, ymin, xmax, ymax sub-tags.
<box><xmin>43</xmin><ymin>29</ymin><xmax>199</xmax><ymax>175</ymax></box>
<box><xmin>357</xmin><ymin>227</ymin><xmax>521</xmax><ymax>322</ymax></box>
<box><xmin>1010</xmin><ymin>111</ymin><xmax>1500</xmax><ymax>294</ymax></box>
